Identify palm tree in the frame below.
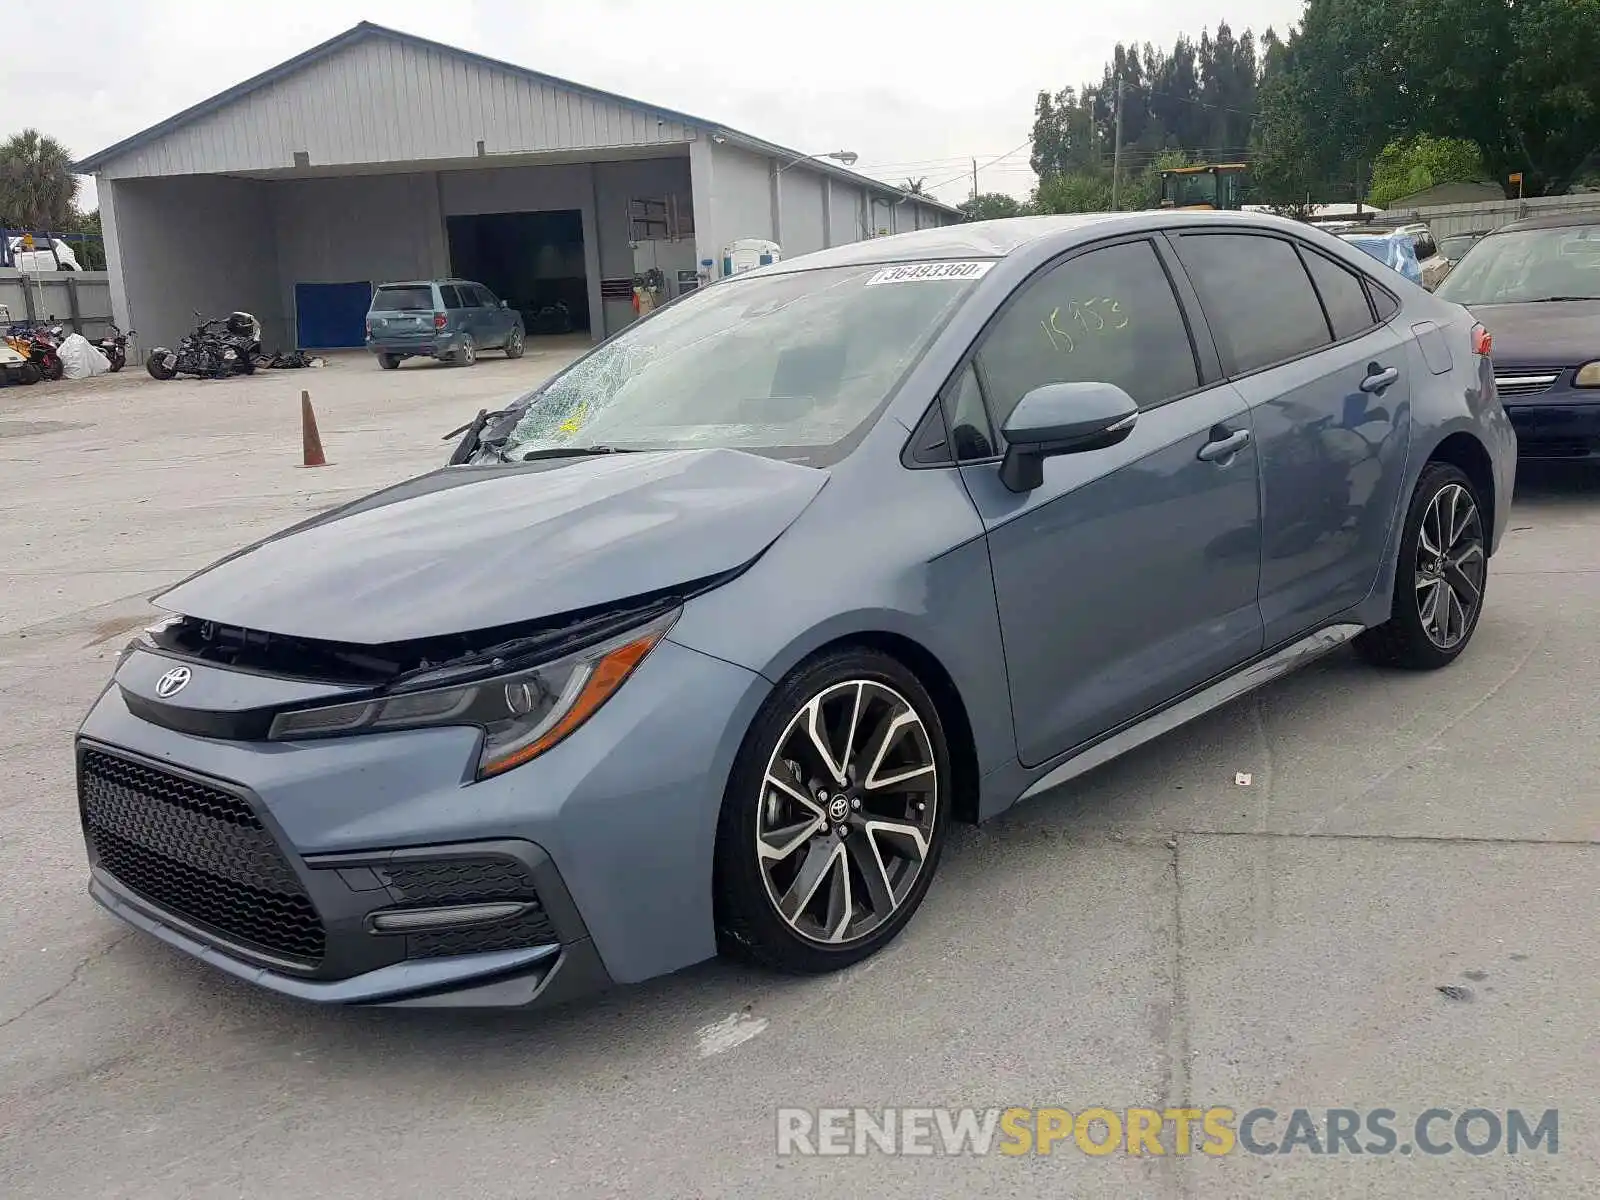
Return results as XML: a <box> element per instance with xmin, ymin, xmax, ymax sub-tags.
<box><xmin>0</xmin><ymin>128</ymin><xmax>78</xmax><ymax>232</ymax></box>
<box><xmin>900</xmin><ymin>177</ymin><xmax>928</xmax><ymax>196</ymax></box>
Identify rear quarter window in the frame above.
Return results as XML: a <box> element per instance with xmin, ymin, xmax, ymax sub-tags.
<box><xmin>1302</xmin><ymin>249</ymin><xmax>1377</xmax><ymax>340</ymax></box>
<box><xmin>372</xmin><ymin>285</ymin><xmax>434</xmax><ymax>312</ymax></box>
<box><xmin>441</xmin><ymin>285</ymin><xmax>465</xmax><ymax>309</ymax></box>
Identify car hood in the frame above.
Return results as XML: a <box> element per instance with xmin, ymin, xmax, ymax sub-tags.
<box><xmin>154</xmin><ymin>449</ymin><xmax>829</xmax><ymax>644</ymax></box>
<box><xmin>1468</xmin><ymin>300</ymin><xmax>1600</xmax><ymax>369</ymax></box>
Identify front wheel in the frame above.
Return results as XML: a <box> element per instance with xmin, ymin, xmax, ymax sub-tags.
<box><xmin>714</xmin><ymin>648</ymin><xmax>950</xmax><ymax>974</ymax></box>
<box><xmin>504</xmin><ymin>326</ymin><xmax>525</xmax><ymax>359</ymax></box>
<box><xmin>145</xmin><ymin>351</ymin><xmax>176</xmax><ymax>381</ymax></box>
<box><xmin>41</xmin><ymin>357</ymin><xmax>63</xmax><ymax>382</ymax></box>
<box><xmin>1356</xmin><ymin>462</ymin><xmax>1488</xmax><ymax>670</ymax></box>
<box><xmin>108</xmin><ymin>350</ymin><xmax>125</xmax><ymax>372</ymax></box>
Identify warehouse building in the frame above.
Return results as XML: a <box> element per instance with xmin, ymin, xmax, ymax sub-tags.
<box><xmin>73</xmin><ymin>22</ymin><xmax>961</xmax><ymax>353</ymax></box>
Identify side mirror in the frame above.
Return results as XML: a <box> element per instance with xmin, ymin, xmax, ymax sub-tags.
<box><xmin>500</xmin><ymin>300</ymin><xmax>509</xmax><ymax>309</ymax></box>
<box><xmin>998</xmin><ymin>381</ymin><xmax>1139</xmax><ymax>492</ymax></box>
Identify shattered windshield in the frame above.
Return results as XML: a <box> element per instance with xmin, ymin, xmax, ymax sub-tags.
<box><xmin>485</xmin><ymin>262</ymin><xmax>989</xmax><ymax>467</ymax></box>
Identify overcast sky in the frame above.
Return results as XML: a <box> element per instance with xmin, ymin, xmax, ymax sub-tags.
<box><xmin>10</xmin><ymin>0</ymin><xmax>1306</xmax><ymax>212</ymax></box>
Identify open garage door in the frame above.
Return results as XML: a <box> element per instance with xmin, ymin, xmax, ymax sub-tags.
<box><xmin>447</xmin><ymin>211</ymin><xmax>589</xmax><ymax>338</ymax></box>
<box><xmin>295</xmin><ymin>281</ymin><xmax>373</xmax><ymax>349</ymax></box>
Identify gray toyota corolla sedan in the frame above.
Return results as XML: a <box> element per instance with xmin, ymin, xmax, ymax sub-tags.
<box><xmin>78</xmin><ymin>211</ymin><xmax>1516</xmax><ymax>1008</ymax></box>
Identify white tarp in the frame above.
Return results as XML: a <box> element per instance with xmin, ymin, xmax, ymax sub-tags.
<box><xmin>58</xmin><ymin>333</ymin><xmax>111</xmax><ymax>379</ymax></box>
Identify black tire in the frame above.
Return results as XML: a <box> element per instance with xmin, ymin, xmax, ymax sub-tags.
<box><xmin>378</xmin><ymin>354</ymin><xmax>401</xmax><ymax>370</ymax></box>
<box><xmin>455</xmin><ymin>335</ymin><xmax>476</xmax><ymax>366</ymax></box>
<box><xmin>504</xmin><ymin>326</ymin><xmax>525</xmax><ymax>359</ymax></box>
<box><xmin>42</xmin><ymin>358</ymin><xmax>63</xmax><ymax>382</ymax></box>
<box><xmin>1356</xmin><ymin>462</ymin><xmax>1488</xmax><ymax>670</ymax></box>
<box><xmin>714</xmin><ymin>647</ymin><xmax>950</xmax><ymax>974</ymax></box>
<box><xmin>19</xmin><ymin>363</ymin><xmax>41</xmax><ymax>385</ymax></box>
<box><xmin>108</xmin><ymin>352</ymin><xmax>124</xmax><ymax>372</ymax></box>
<box><xmin>145</xmin><ymin>351</ymin><xmax>176</xmax><ymax>381</ymax></box>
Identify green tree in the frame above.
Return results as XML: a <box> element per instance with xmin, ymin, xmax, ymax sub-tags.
<box><xmin>1032</xmin><ymin>171</ymin><xmax>1114</xmax><ymax>214</ymax></box>
<box><xmin>1367</xmin><ymin>135</ymin><xmax>1486</xmax><ymax>206</ymax></box>
<box><xmin>958</xmin><ymin>192</ymin><xmax>1029</xmax><ymax>221</ymax></box>
<box><xmin>1268</xmin><ymin>0</ymin><xmax>1600</xmax><ymax>196</ymax></box>
<box><xmin>0</xmin><ymin>128</ymin><xmax>78</xmax><ymax>231</ymax></box>
<box><xmin>900</xmin><ymin>177</ymin><xmax>928</xmax><ymax>196</ymax></box>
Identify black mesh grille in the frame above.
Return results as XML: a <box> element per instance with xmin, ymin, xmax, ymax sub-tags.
<box><xmin>80</xmin><ymin>749</ymin><xmax>325</xmax><ymax>965</ymax></box>
<box><xmin>378</xmin><ymin>857</ymin><xmax>558</xmax><ymax>958</ymax></box>
<box><xmin>408</xmin><ymin>909</ymin><xmax>557</xmax><ymax>959</ymax></box>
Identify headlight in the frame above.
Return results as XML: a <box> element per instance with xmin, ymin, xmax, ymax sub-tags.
<box><xmin>268</xmin><ymin>608</ymin><xmax>678</xmax><ymax>778</ymax></box>
<box><xmin>1575</xmin><ymin>361</ymin><xmax>1600</xmax><ymax>388</ymax></box>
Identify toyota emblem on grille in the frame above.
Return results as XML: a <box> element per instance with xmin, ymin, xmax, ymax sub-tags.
<box><xmin>155</xmin><ymin>666</ymin><xmax>192</xmax><ymax>698</ymax></box>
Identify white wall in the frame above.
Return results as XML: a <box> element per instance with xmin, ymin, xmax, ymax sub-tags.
<box><xmin>829</xmin><ymin>182</ymin><xmax>865</xmax><ymax>246</ymax></box>
<box><xmin>778</xmin><ymin>169</ymin><xmax>828</xmax><ymax>257</ymax></box>
<box><xmin>106</xmin><ymin>175</ymin><xmax>283</xmax><ymax>350</ymax></box>
<box><xmin>269</xmin><ymin>173</ymin><xmax>448</xmax><ymax>348</ymax></box>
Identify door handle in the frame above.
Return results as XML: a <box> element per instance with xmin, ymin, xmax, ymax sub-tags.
<box><xmin>1360</xmin><ymin>365</ymin><xmax>1400</xmax><ymax>393</ymax></box>
<box><xmin>1197</xmin><ymin>427</ymin><xmax>1251</xmax><ymax>462</ymax></box>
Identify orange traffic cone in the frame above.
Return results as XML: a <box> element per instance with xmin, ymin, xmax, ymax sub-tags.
<box><xmin>300</xmin><ymin>390</ymin><xmax>326</xmax><ymax>467</ymax></box>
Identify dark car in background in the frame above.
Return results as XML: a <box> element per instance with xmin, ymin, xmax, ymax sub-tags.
<box><xmin>1435</xmin><ymin>213</ymin><xmax>1600</xmax><ymax>459</ymax></box>
<box><xmin>365</xmin><ymin>279</ymin><xmax>527</xmax><ymax>369</ymax></box>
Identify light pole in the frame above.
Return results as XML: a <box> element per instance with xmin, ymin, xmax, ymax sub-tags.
<box><xmin>773</xmin><ymin>149</ymin><xmax>859</xmax><ymax>174</ymax></box>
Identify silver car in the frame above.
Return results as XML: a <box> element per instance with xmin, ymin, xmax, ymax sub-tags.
<box><xmin>77</xmin><ymin>211</ymin><xmax>1516</xmax><ymax>1008</ymax></box>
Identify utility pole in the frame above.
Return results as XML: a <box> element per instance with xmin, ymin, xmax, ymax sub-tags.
<box><xmin>971</xmin><ymin>157</ymin><xmax>978</xmax><ymax>202</ymax></box>
<box><xmin>1111</xmin><ymin>76</ymin><xmax>1125</xmax><ymax>210</ymax></box>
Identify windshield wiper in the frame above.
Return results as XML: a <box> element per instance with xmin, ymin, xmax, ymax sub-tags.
<box><xmin>442</xmin><ymin>407</ymin><xmax>521</xmax><ymax>464</ymax></box>
<box><xmin>519</xmin><ymin>445</ymin><xmax>640</xmax><ymax>461</ymax></box>
<box><xmin>1526</xmin><ymin>295</ymin><xmax>1600</xmax><ymax>303</ymax></box>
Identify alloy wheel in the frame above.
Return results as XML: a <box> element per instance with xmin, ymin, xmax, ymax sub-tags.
<box><xmin>756</xmin><ymin>680</ymin><xmax>938</xmax><ymax>946</ymax></box>
<box><xmin>1415</xmin><ymin>482</ymin><xmax>1485</xmax><ymax>649</ymax></box>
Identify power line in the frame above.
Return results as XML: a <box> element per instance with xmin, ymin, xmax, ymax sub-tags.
<box><xmin>921</xmin><ymin>138</ymin><xmax>1035</xmax><ymax>195</ymax></box>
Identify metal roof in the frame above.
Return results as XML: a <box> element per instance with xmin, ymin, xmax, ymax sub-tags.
<box><xmin>72</xmin><ymin>21</ymin><xmax>961</xmax><ymax>215</ymax></box>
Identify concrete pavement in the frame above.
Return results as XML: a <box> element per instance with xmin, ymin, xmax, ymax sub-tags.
<box><xmin>1</xmin><ymin>362</ymin><xmax>1595</xmax><ymax>1198</ymax></box>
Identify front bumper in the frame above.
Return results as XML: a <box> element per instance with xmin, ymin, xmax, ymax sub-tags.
<box><xmin>1500</xmin><ymin>371</ymin><xmax>1600</xmax><ymax>459</ymax></box>
<box><xmin>75</xmin><ymin>638</ymin><xmax>770</xmax><ymax>1007</ymax></box>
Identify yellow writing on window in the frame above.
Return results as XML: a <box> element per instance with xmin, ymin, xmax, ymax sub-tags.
<box><xmin>1041</xmin><ymin>296</ymin><xmax>1130</xmax><ymax>354</ymax></box>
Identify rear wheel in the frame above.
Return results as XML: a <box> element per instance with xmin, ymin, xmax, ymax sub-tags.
<box><xmin>42</xmin><ymin>357</ymin><xmax>63</xmax><ymax>382</ymax></box>
<box><xmin>378</xmin><ymin>354</ymin><xmax>400</xmax><ymax>370</ymax></box>
<box><xmin>504</xmin><ymin>326</ymin><xmax>525</xmax><ymax>359</ymax></box>
<box><xmin>145</xmin><ymin>352</ymin><xmax>175</xmax><ymax>381</ymax></box>
<box><xmin>455</xmin><ymin>335</ymin><xmax>477</xmax><ymax>366</ymax></box>
<box><xmin>714</xmin><ymin>649</ymin><xmax>949</xmax><ymax>974</ymax></box>
<box><xmin>1356</xmin><ymin>463</ymin><xmax>1488</xmax><ymax>670</ymax></box>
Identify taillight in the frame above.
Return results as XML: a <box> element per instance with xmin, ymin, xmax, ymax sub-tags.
<box><xmin>433</xmin><ymin>312</ymin><xmax>447</xmax><ymax>330</ymax></box>
<box><xmin>1471</xmin><ymin>322</ymin><xmax>1492</xmax><ymax>356</ymax></box>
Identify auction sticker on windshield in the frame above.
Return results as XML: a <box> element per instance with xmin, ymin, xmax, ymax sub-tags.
<box><xmin>865</xmin><ymin>261</ymin><xmax>995</xmax><ymax>286</ymax></box>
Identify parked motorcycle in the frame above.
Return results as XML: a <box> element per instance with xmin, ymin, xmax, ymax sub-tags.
<box><xmin>6</xmin><ymin>320</ymin><xmax>65</xmax><ymax>381</ymax></box>
<box><xmin>93</xmin><ymin>322</ymin><xmax>135</xmax><ymax>372</ymax></box>
<box><xmin>146</xmin><ymin>311</ymin><xmax>261</xmax><ymax>380</ymax></box>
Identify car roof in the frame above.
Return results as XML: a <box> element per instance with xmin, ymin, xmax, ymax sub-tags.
<box><xmin>375</xmin><ymin>279</ymin><xmax>482</xmax><ymax>288</ymax></box>
<box><xmin>759</xmin><ymin>209</ymin><xmax>1334</xmax><ymax>274</ymax></box>
<box><xmin>1490</xmin><ymin>210</ymin><xmax>1600</xmax><ymax>235</ymax></box>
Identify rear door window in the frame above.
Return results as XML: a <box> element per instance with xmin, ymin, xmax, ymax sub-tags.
<box><xmin>440</xmin><ymin>285</ymin><xmax>464</xmax><ymax>310</ymax></box>
<box><xmin>1174</xmin><ymin>233</ymin><xmax>1333</xmax><ymax>374</ymax></box>
<box><xmin>372</xmin><ymin>285</ymin><xmax>434</xmax><ymax>312</ymax></box>
<box><xmin>1302</xmin><ymin>249</ymin><xmax>1376</xmax><ymax>340</ymax></box>
<box><xmin>974</xmin><ymin>238</ymin><xmax>1200</xmax><ymax>433</ymax></box>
